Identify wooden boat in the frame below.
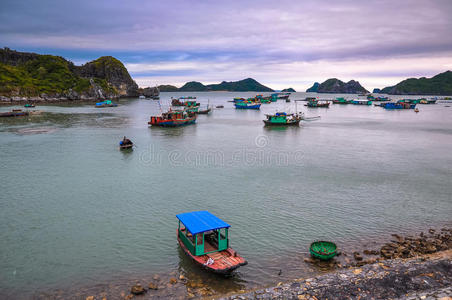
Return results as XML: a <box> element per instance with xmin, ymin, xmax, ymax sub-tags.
<box><xmin>414</xmin><ymin>108</ymin><xmax>419</xmax><ymax>113</ymax></box>
<box><xmin>382</xmin><ymin>102</ymin><xmax>416</xmax><ymax>109</ymax></box>
<box><xmin>310</xmin><ymin>241</ymin><xmax>337</xmax><ymax>260</ymax></box>
<box><xmin>216</xmin><ymin>105</ymin><xmax>224</xmax><ymax>108</ymax></box>
<box><xmin>177</xmin><ymin>211</ymin><xmax>247</xmax><ymax>274</ymax></box>
<box><xmin>119</xmin><ymin>136</ymin><xmax>133</xmax><ymax>150</ymax></box>
<box><xmin>148</xmin><ymin>109</ymin><xmax>196</xmax><ymax>127</ymax></box>
<box><xmin>263</xmin><ymin>112</ymin><xmax>302</xmax><ymax>126</ymax></box>
<box><xmin>24</xmin><ymin>104</ymin><xmax>35</xmax><ymax>108</ymax></box>
<box><xmin>332</xmin><ymin>97</ymin><xmax>351</xmax><ymax>104</ymax></box>
<box><xmin>352</xmin><ymin>100</ymin><xmax>372</xmax><ymax>105</ymax></box>
<box><xmin>305</xmin><ymin>99</ymin><xmax>330</xmax><ymax>107</ymax></box>
<box><xmin>0</xmin><ymin>109</ymin><xmax>29</xmax><ymax>117</ymax></box>
<box><xmin>95</xmin><ymin>100</ymin><xmax>118</xmax><ymax>107</ymax></box>
<box><xmin>234</xmin><ymin>102</ymin><xmax>261</xmax><ymax>109</ymax></box>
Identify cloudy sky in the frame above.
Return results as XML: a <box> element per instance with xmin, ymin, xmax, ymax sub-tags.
<box><xmin>1</xmin><ymin>0</ymin><xmax>451</xmax><ymax>90</ymax></box>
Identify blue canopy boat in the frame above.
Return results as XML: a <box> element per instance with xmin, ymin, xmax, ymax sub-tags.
<box><xmin>234</xmin><ymin>102</ymin><xmax>261</xmax><ymax>109</ymax></box>
<box><xmin>176</xmin><ymin>211</ymin><xmax>247</xmax><ymax>274</ymax></box>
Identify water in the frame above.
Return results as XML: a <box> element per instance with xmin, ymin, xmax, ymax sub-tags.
<box><xmin>1</xmin><ymin>92</ymin><xmax>451</xmax><ymax>298</ymax></box>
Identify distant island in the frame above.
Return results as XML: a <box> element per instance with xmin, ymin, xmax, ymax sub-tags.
<box><xmin>306</xmin><ymin>78</ymin><xmax>368</xmax><ymax>94</ymax></box>
<box><xmin>160</xmin><ymin>78</ymin><xmax>274</xmax><ymax>92</ymax></box>
<box><xmin>0</xmin><ymin>48</ymin><xmax>139</xmax><ymax>101</ymax></box>
<box><xmin>379</xmin><ymin>71</ymin><xmax>452</xmax><ymax>95</ymax></box>
<box><xmin>281</xmin><ymin>88</ymin><xmax>296</xmax><ymax>92</ymax></box>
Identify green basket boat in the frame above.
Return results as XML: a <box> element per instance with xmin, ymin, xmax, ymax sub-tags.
<box><xmin>309</xmin><ymin>241</ymin><xmax>337</xmax><ymax>260</ymax></box>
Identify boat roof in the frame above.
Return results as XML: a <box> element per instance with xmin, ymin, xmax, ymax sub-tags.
<box><xmin>176</xmin><ymin>211</ymin><xmax>230</xmax><ymax>235</ymax></box>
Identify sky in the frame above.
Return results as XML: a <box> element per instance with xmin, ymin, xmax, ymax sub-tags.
<box><xmin>1</xmin><ymin>0</ymin><xmax>452</xmax><ymax>90</ymax></box>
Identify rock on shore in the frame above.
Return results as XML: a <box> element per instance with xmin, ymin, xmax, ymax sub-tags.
<box><xmin>221</xmin><ymin>251</ymin><xmax>452</xmax><ymax>300</ymax></box>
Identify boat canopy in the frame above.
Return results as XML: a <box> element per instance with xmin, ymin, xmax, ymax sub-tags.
<box><xmin>176</xmin><ymin>211</ymin><xmax>230</xmax><ymax>235</ymax></box>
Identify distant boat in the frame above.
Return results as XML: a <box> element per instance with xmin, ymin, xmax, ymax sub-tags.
<box><xmin>216</xmin><ymin>105</ymin><xmax>224</xmax><ymax>108</ymax></box>
<box><xmin>351</xmin><ymin>99</ymin><xmax>372</xmax><ymax>105</ymax></box>
<box><xmin>305</xmin><ymin>99</ymin><xmax>330</xmax><ymax>107</ymax></box>
<box><xmin>148</xmin><ymin>109</ymin><xmax>196</xmax><ymax>127</ymax></box>
<box><xmin>234</xmin><ymin>102</ymin><xmax>261</xmax><ymax>109</ymax></box>
<box><xmin>119</xmin><ymin>136</ymin><xmax>133</xmax><ymax>150</ymax></box>
<box><xmin>332</xmin><ymin>97</ymin><xmax>351</xmax><ymax>104</ymax></box>
<box><xmin>0</xmin><ymin>109</ymin><xmax>29</xmax><ymax>117</ymax></box>
<box><xmin>176</xmin><ymin>211</ymin><xmax>247</xmax><ymax>274</ymax></box>
<box><xmin>95</xmin><ymin>100</ymin><xmax>117</xmax><ymax>107</ymax></box>
<box><xmin>24</xmin><ymin>103</ymin><xmax>35</xmax><ymax>108</ymax></box>
<box><xmin>263</xmin><ymin>112</ymin><xmax>302</xmax><ymax>126</ymax></box>
<box><xmin>382</xmin><ymin>102</ymin><xmax>416</xmax><ymax>109</ymax></box>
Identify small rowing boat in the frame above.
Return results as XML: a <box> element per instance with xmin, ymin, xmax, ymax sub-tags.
<box><xmin>310</xmin><ymin>241</ymin><xmax>337</xmax><ymax>260</ymax></box>
<box><xmin>177</xmin><ymin>211</ymin><xmax>247</xmax><ymax>274</ymax></box>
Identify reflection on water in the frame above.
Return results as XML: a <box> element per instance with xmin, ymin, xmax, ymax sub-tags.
<box><xmin>1</xmin><ymin>92</ymin><xmax>452</xmax><ymax>299</ymax></box>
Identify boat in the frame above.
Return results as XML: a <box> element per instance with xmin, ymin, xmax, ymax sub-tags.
<box><xmin>176</xmin><ymin>211</ymin><xmax>247</xmax><ymax>274</ymax></box>
<box><xmin>351</xmin><ymin>99</ymin><xmax>372</xmax><ymax>105</ymax></box>
<box><xmin>382</xmin><ymin>102</ymin><xmax>416</xmax><ymax>109</ymax></box>
<box><xmin>309</xmin><ymin>241</ymin><xmax>337</xmax><ymax>260</ymax></box>
<box><xmin>95</xmin><ymin>100</ymin><xmax>118</xmax><ymax>107</ymax></box>
<box><xmin>139</xmin><ymin>95</ymin><xmax>145</xmax><ymax>99</ymax></box>
<box><xmin>233</xmin><ymin>97</ymin><xmax>246</xmax><ymax>103</ymax></box>
<box><xmin>305</xmin><ymin>99</ymin><xmax>330</xmax><ymax>107</ymax></box>
<box><xmin>234</xmin><ymin>102</ymin><xmax>261</xmax><ymax>109</ymax></box>
<box><xmin>414</xmin><ymin>108</ymin><xmax>419</xmax><ymax>113</ymax></box>
<box><xmin>216</xmin><ymin>105</ymin><xmax>224</xmax><ymax>108</ymax></box>
<box><xmin>197</xmin><ymin>102</ymin><xmax>212</xmax><ymax>114</ymax></box>
<box><xmin>119</xmin><ymin>136</ymin><xmax>133</xmax><ymax>150</ymax></box>
<box><xmin>332</xmin><ymin>97</ymin><xmax>351</xmax><ymax>104</ymax></box>
<box><xmin>0</xmin><ymin>109</ymin><xmax>29</xmax><ymax>117</ymax></box>
<box><xmin>148</xmin><ymin>109</ymin><xmax>196</xmax><ymax>127</ymax></box>
<box><xmin>263</xmin><ymin>112</ymin><xmax>302</xmax><ymax>126</ymax></box>
<box><xmin>24</xmin><ymin>104</ymin><xmax>35</xmax><ymax>108</ymax></box>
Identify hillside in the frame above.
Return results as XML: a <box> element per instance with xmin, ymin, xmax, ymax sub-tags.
<box><xmin>165</xmin><ymin>78</ymin><xmax>274</xmax><ymax>92</ymax></box>
<box><xmin>307</xmin><ymin>78</ymin><xmax>368</xmax><ymax>94</ymax></box>
<box><xmin>380</xmin><ymin>71</ymin><xmax>452</xmax><ymax>95</ymax></box>
<box><xmin>0</xmin><ymin>48</ymin><xmax>138</xmax><ymax>101</ymax></box>
<box><xmin>306</xmin><ymin>82</ymin><xmax>319</xmax><ymax>92</ymax></box>
<box><xmin>281</xmin><ymin>88</ymin><xmax>296</xmax><ymax>92</ymax></box>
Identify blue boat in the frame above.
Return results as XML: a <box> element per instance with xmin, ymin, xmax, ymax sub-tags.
<box><xmin>95</xmin><ymin>100</ymin><xmax>118</xmax><ymax>107</ymax></box>
<box><xmin>382</xmin><ymin>102</ymin><xmax>416</xmax><ymax>109</ymax></box>
<box><xmin>234</xmin><ymin>102</ymin><xmax>261</xmax><ymax>109</ymax></box>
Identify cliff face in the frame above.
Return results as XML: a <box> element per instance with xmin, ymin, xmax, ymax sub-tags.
<box><xmin>0</xmin><ymin>48</ymin><xmax>138</xmax><ymax>101</ymax></box>
<box><xmin>312</xmin><ymin>78</ymin><xmax>368</xmax><ymax>94</ymax></box>
<box><xmin>380</xmin><ymin>71</ymin><xmax>452</xmax><ymax>95</ymax></box>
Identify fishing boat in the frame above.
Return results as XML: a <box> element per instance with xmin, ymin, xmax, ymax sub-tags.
<box><xmin>24</xmin><ymin>103</ymin><xmax>35</xmax><ymax>108</ymax></box>
<box><xmin>332</xmin><ymin>97</ymin><xmax>351</xmax><ymax>104</ymax></box>
<box><xmin>233</xmin><ymin>97</ymin><xmax>246</xmax><ymax>103</ymax></box>
<box><xmin>263</xmin><ymin>112</ymin><xmax>302</xmax><ymax>126</ymax></box>
<box><xmin>148</xmin><ymin>109</ymin><xmax>196</xmax><ymax>127</ymax></box>
<box><xmin>305</xmin><ymin>99</ymin><xmax>330</xmax><ymax>107</ymax></box>
<box><xmin>95</xmin><ymin>100</ymin><xmax>118</xmax><ymax>107</ymax></box>
<box><xmin>414</xmin><ymin>108</ymin><xmax>420</xmax><ymax>113</ymax></box>
<box><xmin>0</xmin><ymin>109</ymin><xmax>29</xmax><ymax>117</ymax></box>
<box><xmin>310</xmin><ymin>241</ymin><xmax>337</xmax><ymax>260</ymax></box>
<box><xmin>351</xmin><ymin>99</ymin><xmax>372</xmax><ymax>105</ymax></box>
<box><xmin>177</xmin><ymin>211</ymin><xmax>247</xmax><ymax>274</ymax></box>
<box><xmin>216</xmin><ymin>105</ymin><xmax>224</xmax><ymax>108</ymax></box>
<box><xmin>197</xmin><ymin>102</ymin><xmax>212</xmax><ymax>114</ymax></box>
<box><xmin>119</xmin><ymin>136</ymin><xmax>133</xmax><ymax>150</ymax></box>
<box><xmin>382</xmin><ymin>102</ymin><xmax>416</xmax><ymax>109</ymax></box>
<box><xmin>234</xmin><ymin>102</ymin><xmax>261</xmax><ymax>109</ymax></box>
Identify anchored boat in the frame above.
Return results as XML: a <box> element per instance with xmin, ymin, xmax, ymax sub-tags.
<box><xmin>351</xmin><ymin>99</ymin><xmax>372</xmax><ymax>105</ymax></box>
<box><xmin>148</xmin><ymin>109</ymin><xmax>196</xmax><ymax>127</ymax></box>
<box><xmin>234</xmin><ymin>102</ymin><xmax>261</xmax><ymax>109</ymax></box>
<box><xmin>177</xmin><ymin>211</ymin><xmax>247</xmax><ymax>274</ymax></box>
<box><xmin>332</xmin><ymin>97</ymin><xmax>351</xmax><ymax>104</ymax></box>
<box><xmin>305</xmin><ymin>99</ymin><xmax>330</xmax><ymax>107</ymax></box>
<box><xmin>0</xmin><ymin>109</ymin><xmax>29</xmax><ymax>117</ymax></box>
<box><xmin>95</xmin><ymin>100</ymin><xmax>118</xmax><ymax>107</ymax></box>
<box><xmin>263</xmin><ymin>112</ymin><xmax>302</xmax><ymax>126</ymax></box>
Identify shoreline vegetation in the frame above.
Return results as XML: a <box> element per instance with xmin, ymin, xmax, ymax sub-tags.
<box><xmin>30</xmin><ymin>226</ymin><xmax>451</xmax><ymax>300</ymax></box>
<box><xmin>1</xmin><ymin>48</ymin><xmax>452</xmax><ymax>104</ymax></box>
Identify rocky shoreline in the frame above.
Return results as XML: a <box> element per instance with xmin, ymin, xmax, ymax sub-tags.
<box><xmin>221</xmin><ymin>250</ymin><xmax>452</xmax><ymax>300</ymax></box>
<box><xmin>32</xmin><ymin>227</ymin><xmax>450</xmax><ymax>300</ymax></box>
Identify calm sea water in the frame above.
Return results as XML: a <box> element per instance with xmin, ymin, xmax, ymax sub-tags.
<box><xmin>1</xmin><ymin>92</ymin><xmax>451</xmax><ymax>298</ymax></box>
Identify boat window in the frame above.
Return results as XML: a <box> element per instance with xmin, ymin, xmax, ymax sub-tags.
<box><xmin>219</xmin><ymin>228</ymin><xmax>226</xmax><ymax>240</ymax></box>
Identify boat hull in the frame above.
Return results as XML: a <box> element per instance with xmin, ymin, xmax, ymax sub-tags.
<box><xmin>177</xmin><ymin>236</ymin><xmax>247</xmax><ymax>274</ymax></box>
<box><xmin>263</xmin><ymin>120</ymin><xmax>300</xmax><ymax>126</ymax></box>
<box><xmin>148</xmin><ymin>117</ymin><xmax>196</xmax><ymax>127</ymax></box>
<box><xmin>234</xmin><ymin>104</ymin><xmax>261</xmax><ymax>109</ymax></box>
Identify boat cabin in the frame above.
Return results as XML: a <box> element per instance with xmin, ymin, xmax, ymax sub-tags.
<box><xmin>177</xmin><ymin>211</ymin><xmax>230</xmax><ymax>256</ymax></box>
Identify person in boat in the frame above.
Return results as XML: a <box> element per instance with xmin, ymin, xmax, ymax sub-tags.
<box><xmin>122</xmin><ymin>136</ymin><xmax>133</xmax><ymax>145</ymax></box>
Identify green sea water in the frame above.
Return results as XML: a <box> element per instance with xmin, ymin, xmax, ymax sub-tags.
<box><xmin>0</xmin><ymin>92</ymin><xmax>451</xmax><ymax>298</ymax></box>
